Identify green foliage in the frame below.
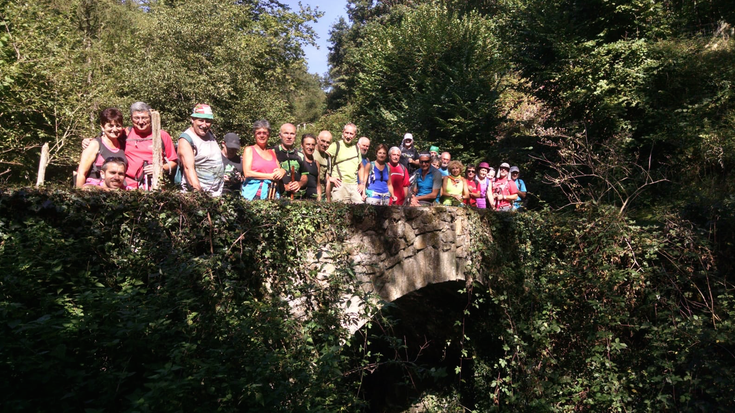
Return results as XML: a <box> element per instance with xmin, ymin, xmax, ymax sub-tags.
<box><xmin>344</xmin><ymin>3</ymin><xmax>507</xmax><ymax>160</ymax></box>
<box><xmin>468</xmin><ymin>206</ymin><xmax>734</xmax><ymax>411</ymax></box>
<box><xmin>0</xmin><ymin>188</ymin><xmax>364</xmax><ymax>411</ymax></box>
<box><xmin>0</xmin><ymin>0</ymin><xmax>320</xmax><ymax>184</ymax></box>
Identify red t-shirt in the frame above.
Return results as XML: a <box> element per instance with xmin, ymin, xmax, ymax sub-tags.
<box><xmin>465</xmin><ymin>178</ymin><xmax>480</xmax><ymax>207</ymax></box>
<box><xmin>124</xmin><ymin>128</ymin><xmax>178</xmax><ymax>189</ymax></box>
<box><xmin>388</xmin><ymin>163</ymin><xmax>410</xmax><ymax>205</ymax></box>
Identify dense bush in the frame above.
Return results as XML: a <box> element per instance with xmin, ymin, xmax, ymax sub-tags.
<box><xmin>468</xmin><ymin>206</ymin><xmax>735</xmax><ymax>411</ymax></box>
<box><xmin>2</xmin><ymin>189</ymin><xmax>733</xmax><ymax>411</ymax></box>
<box><xmin>0</xmin><ymin>189</ymin><xmax>363</xmax><ymax>412</ymax></box>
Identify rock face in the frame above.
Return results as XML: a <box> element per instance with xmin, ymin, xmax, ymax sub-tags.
<box><xmin>307</xmin><ymin>205</ymin><xmax>486</xmax><ymax>332</ymax></box>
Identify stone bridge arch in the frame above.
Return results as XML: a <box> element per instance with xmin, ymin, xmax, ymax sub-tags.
<box><xmin>309</xmin><ymin>206</ymin><xmax>488</xmax><ymax>333</ymax></box>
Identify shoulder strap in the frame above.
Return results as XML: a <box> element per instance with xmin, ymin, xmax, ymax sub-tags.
<box><xmin>178</xmin><ymin>132</ymin><xmax>196</xmax><ymax>155</ymax></box>
<box><xmin>333</xmin><ymin>141</ymin><xmax>341</xmax><ymax>162</ymax></box>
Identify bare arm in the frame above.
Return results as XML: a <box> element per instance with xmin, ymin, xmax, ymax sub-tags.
<box><xmin>357</xmin><ymin>162</ymin><xmax>366</xmax><ymax>194</ymax></box>
<box><xmin>75</xmin><ymin>140</ymin><xmax>100</xmax><ymax>188</ymax></box>
<box><xmin>178</xmin><ymin>138</ymin><xmax>200</xmax><ymax>190</ymax></box>
<box><xmin>418</xmin><ymin>188</ymin><xmax>439</xmax><ymax>202</ymax></box>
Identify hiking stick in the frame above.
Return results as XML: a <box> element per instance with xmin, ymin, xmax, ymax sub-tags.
<box><xmin>151</xmin><ymin>110</ymin><xmax>162</xmax><ymax>190</ymax></box>
<box><xmin>290</xmin><ymin>165</ymin><xmax>295</xmax><ymax>200</ymax></box>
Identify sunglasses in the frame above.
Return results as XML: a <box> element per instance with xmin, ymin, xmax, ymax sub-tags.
<box><xmin>466</xmin><ymin>170</ymin><xmax>476</xmax><ymax>173</ymax></box>
<box><xmin>419</xmin><ymin>160</ymin><xmax>431</xmax><ymax>164</ymax></box>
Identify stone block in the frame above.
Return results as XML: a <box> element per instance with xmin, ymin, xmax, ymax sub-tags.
<box><xmin>455</xmin><ymin>217</ymin><xmax>463</xmax><ymax>235</ymax></box>
<box><xmin>440</xmin><ymin>229</ymin><xmax>456</xmax><ymax>244</ymax></box>
<box><xmin>403</xmin><ymin>222</ymin><xmax>416</xmax><ymax>243</ymax></box>
<box><xmin>404</xmin><ymin>206</ymin><xmax>425</xmax><ymax>220</ymax></box>
<box><xmin>383</xmin><ymin>253</ymin><xmax>403</xmax><ymax>270</ymax></box>
<box><xmin>439</xmin><ymin>249</ymin><xmax>458</xmax><ymax>280</ymax></box>
<box><xmin>401</xmin><ymin>246</ymin><xmax>417</xmax><ymax>260</ymax></box>
<box><xmin>414</xmin><ymin>234</ymin><xmax>427</xmax><ymax>251</ymax></box>
<box><xmin>388</xmin><ymin>238</ymin><xmax>407</xmax><ymax>255</ymax></box>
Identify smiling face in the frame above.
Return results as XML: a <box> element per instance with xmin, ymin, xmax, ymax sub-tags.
<box><xmin>279</xmin><ymin>123</ymin><xmax>296</xmax><ymax>149</ymax></box>
<box><xmin>477</xmin><ymin>168</ymin><xmax>488</xmax><ymax>179</ymax></box>
<box><xmin>131</xmin><ymin>110</ymin><xmax>151</xmax><ymax>134</ymax></box>
<box><xmin>498</xmin><ymin>167</ymin><xmax>509</xmax><ymax>179</ymax></box>
<box><xmin>101</xmin><ymin>120</ymin><xmax>124</xmax><ymax>140</ymax></box>
<box><xmin>301</xmin><ymin>136</ymin><xmax>316</xmax><ymax>156</ymax></box>
<box><xmin>254</xmin><ymin>127</ymin><xmax>270</xmax><ymax>147</ymax></box>
<box><xmin>358</xmin><ymin>138</ymin><xmax>370</xmax><ymax>155</ymax></box>
<box><xmin>191</xmin><ymin>117</ymin><xmax>212</xmax><ymax>138</ymax></box>
<box><xmin>342</xmin><ymin>124</ymin><xmax>357</xmax><ymax>144</ymax></box>
<box><xmin>101</xmin><ymin>161</ymin><xmax>126</xmax><ymax>189</ymax></box>
<box><xmin>419</xmin><ymin>155</ymin><xmax>431</xmax><ymax>171</ymax></box>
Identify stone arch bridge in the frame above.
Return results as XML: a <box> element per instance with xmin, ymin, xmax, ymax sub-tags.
<box><xmin>303</xmin><ymin>206</ymin><xmax>489</xmax><ymax>333</ymax></box>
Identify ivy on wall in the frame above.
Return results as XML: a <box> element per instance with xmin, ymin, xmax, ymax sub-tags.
<box><xmin>1</xmin><ymin>189</ymin><xmax>733</xmax><ymax>411</ymax></box>
<box><xmin>0</xmin><ymin>189</ymin><xmax>364</xmax><ymax>412</ymax></box>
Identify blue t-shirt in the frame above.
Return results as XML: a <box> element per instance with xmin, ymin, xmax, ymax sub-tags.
<box><xmin>513</xmin><ymin>178</ymin><xmax>526</xmax><ymax>209</ymax></box>
<box><xmin>415</xmin><ymin>166</ymin><xmax>443</xmax><ymax>201</ymax></box>
<box><xmin>367</xmin><ymin>162</ymin><xmax>390</xmax><ymax>195</ymax></box>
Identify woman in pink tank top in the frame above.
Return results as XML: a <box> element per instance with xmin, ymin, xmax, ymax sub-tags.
<box><xmin>241</xmin><ymin>120</ymin><xmax>286</xmax><ymax>200</ymax></box>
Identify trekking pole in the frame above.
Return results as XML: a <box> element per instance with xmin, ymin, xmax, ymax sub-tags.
<box><xmin>290</xmin><ymin>165</ymin><xmax>295</xmax><ymax>201</ymax></box>
<box><xmin>267</xmin><ymin>180</ymin><xmax>276</xmax><ymax>200</ymax></box>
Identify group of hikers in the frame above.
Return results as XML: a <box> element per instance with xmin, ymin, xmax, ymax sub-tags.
<box><xmin>76</xmin><ymin>102</ymin><xmax>528</xmax><ymax>211</ymax></box>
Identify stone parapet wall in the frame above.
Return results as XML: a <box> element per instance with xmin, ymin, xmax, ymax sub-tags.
<box><xmin>344</xmin><ymin>205</ymin><xmax>478</xmax><ymax>302</ymax></box>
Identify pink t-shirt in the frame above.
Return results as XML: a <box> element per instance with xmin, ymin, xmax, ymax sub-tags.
<box><xmin>249</xmin><ymin>146</ymin><xmax>279</xmax><ymax>174</ymax></box>
<box><xmin>124</xmin><ymin>128</ymin><xmax>178</xmax><ymax>189</ymax></box>
<box><xmin>493</xmin><ymin>177</ymin><xmax>518</xmax><ymax>210</ymax></box>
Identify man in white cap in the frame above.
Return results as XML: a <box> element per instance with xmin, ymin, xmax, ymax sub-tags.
<box><xmin>400</xmin><ymin>133</ymin><xmax>420</xmax><ymax>174</ymax></box>
<box><xmin>492</xmin><ymin>162</ymin><xmax>518</xmax><ymax>211</ymax></box>
<box><xmin>510</xmin><ymin>165</ymin><xmax>527</xmax><ymax>210</ymax></box>
<box><xmin>178</xmin><ymin>103</ymin><xmax>224</xmax><ymax>196</ymax></box>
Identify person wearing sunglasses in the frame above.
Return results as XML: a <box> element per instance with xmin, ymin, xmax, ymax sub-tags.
<box><xmin>464</xmin><ymin>166</ymin><xmax>481</xmax><ymax>207</ymax></box>
<box><xmin>410</xmin><ymin>152</ymin><xmax>443</xmax><ymax>206</ymax></box>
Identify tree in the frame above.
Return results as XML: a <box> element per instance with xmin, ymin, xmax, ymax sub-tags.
<box><xmin>344</xmin><ymin>3</ymin><xmax>507</xmax><ymax>159</ymax></box>
<box><xmin>0</xmin><ymin>0</ymin><xmax>320</xmax><ymax>184</ymax></box>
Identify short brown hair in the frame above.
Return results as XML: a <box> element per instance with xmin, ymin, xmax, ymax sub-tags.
<box><xmin>99</xmin><ymin>107</ymin><xmax>124</xmax><ymax>126</ymax></box>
